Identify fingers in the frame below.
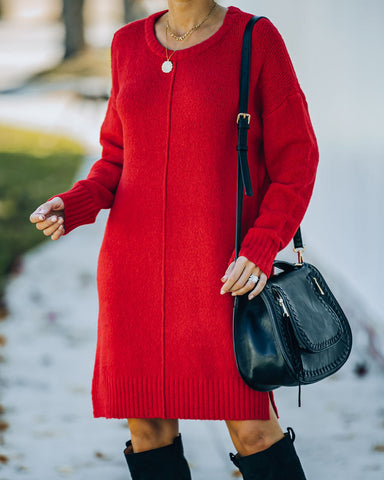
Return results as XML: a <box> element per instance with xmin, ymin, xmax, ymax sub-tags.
<box><xmin>30</xmin><ymin>197</ymin><xmax>66</xmax><ymax>241</ymax></box>
<box><xmin>221</xmin><ymin>261</ymin><xmax>235</xmax><ymax>282</ymax></box>
<box><xmin>229</xmin><ymin>267</ymin><xmax>262</xmax><ymax>297</ymax></box>
<box><xmin>247</xmin><ymin>272</ymin><xmax>268</xmax><ymax>299</ymax></box>
<box><xmin>51</xmin><ymin>224</ymin><xmax>65</xmax><ymax>241</ymax></box>
<box><xmin>220</xmin><ymin>256</ymin><xmax>255</xmax><ymax>295</ymax></box>
<box><xmin>38</xmin><ymin>216</ymin><xmax>64</xmax><ymax>236</ymax></box>
<box><xmin>30</xmin><ymin>197</ymin><xmax>64</xmax><ymax>223</ymax></box>
<box><xmin>220</xmin><ymin>255</ymin><xmax>268</xmax><ymax>299</ymax></box>
<box><xmin>35</xmin><ymin>215</ymin><xmax>63</xmax><ymax>232</ymax></box>
<box><xmin>33</xmin><ymin>213</ymin><xmax>65</xmax><ymax>240</ymax></box>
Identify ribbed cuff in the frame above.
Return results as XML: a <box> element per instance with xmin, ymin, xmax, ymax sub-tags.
<box><xmin>238</xmin><ymin>228</ymin><xmax>280</xmax><ymax>278</ymax></box>
<box><xmin>48</xmin><ymin>183</ymin><xmax>99</xmax><ymax>235</ymax></box>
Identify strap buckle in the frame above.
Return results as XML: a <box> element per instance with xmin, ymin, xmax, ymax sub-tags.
<box><xmin>237</xmin><ymin>113</ymin><xmax>251</xmax><ymax>124</ymax></box>
<box><xmin>293</xmin><ymin>246</ymin><xmax>305</xmax><ymax>265</ymax></box>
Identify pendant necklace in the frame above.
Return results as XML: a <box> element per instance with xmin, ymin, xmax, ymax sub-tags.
<box><xmin>162</xmin><ymin>28</ymin><xmax>192</xmax><ymax>73</ymax></box>
<box><xmin>162</xmin><ymin>29</ymin><xmax>179</xmax><ymax>73</ymax></box>
<box><xmin>161</xmin><ymin>1</ymin><xmax>217</xmax><ymax>73</ymax></box>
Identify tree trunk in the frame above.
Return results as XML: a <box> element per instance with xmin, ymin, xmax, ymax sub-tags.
<box><xmin>123</xmin><ymin>0</ymin><xmax>145</xmax><ymax>24</ymax></box>
<box><xmin>62</xmin><ymin>0</ymin><xmax>85</xmax><ymax>59</ymax></box>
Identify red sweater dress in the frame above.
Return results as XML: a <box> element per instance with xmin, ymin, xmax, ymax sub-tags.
<box><xmin>54</xmin><ymin>6</ymin><xmax>319</xmax><ymax>420</ymax></box>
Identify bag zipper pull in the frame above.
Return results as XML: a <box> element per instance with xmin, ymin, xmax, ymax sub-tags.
<box><xmin>278</xmin><ymin>297</ymin><xmax>289</xmax><ymax>317</ymax></box>
<box><xmin>273</xmin><ymin>289</ymin><xmax>290</xmax><ymax>317</ymax></box>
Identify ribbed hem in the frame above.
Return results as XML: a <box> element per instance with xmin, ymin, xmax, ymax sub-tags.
<box><xmin>91</xmin><ymin>374</ymin><xmax>273</xmax><ymax>420</ymax></box>
<box><xmin>238</xmin><ymin>228</ymin><xmax>281</xmax><ymax>278</ymax></box>
<box><xmin>48</xmin><ymin>183</ymin><xmax>99</xmax><ymax>235</ymax></box>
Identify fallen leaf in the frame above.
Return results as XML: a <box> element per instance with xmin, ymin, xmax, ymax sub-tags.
<box><xmin>57</xmin><ymin>465</ymin><xmax>74</xmax><ymax>474</ymax></box>
<box><xmin>353</xmin><ymin>362</ymin><xmax>369</xmax><ymax>377</ymax></box>
<box><xmin>0</xmin><ymin>306</ymin><xmax>8</xmax><ymax>320</ymax></box>
<box><xmin>16</xmin><ymin>465</ymin><xmax>29</xmax><ymax>472</ymax></box>
<box><xmin>0</xmin><ymin>420</ymin><xmax>9</xmax><ymax>432</ymax></box>
<box><xmin>46</xmin><ymin>311</ymin><xmax>57</xmax><ymax>323</ymax></box>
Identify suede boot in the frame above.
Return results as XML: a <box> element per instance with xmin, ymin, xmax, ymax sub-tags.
<box><xmin>229</xmin><ymin>427</ymin><xmax>307</xmax><ymax>480</ymax></box>
<box><xmin>124</xmin><ymin>433</ymin><xmax>192</xmax><ymax>480</ymax></box>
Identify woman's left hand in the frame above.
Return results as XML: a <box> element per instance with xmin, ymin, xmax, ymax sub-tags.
<box><xmin>220</xmin><ymin>256</ymin><xmax>267</xmax><ymax>300</ymax></box>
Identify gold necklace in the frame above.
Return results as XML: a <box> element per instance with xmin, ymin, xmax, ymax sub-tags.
<box><xmin>161</xmin><ymin>2</ymin><xmax>216</xmax><ymax>74</ymax></box>
<box><xmin>162</xmin><ymin>26</ymin><xmax>195</xmax><ymax>73</ymax></box>
<box><xmin>166</xmin><ymin>2</ymin><xmax>217</xmax><ymax>41</ymax></box>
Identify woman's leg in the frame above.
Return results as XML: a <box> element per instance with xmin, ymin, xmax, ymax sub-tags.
<box><xmin>226</xmin><ymin>401</ymin><xmax>306</xmax><ymax>479</ymax></box>
<box><xmin>127</xmin><ymin>418</ymin><xmax>179</xmax><ymax>453</ymax></box>
<box><xmin>225</xmin><ymin>401</ymin><xmax>284</xmax><ymax>456</ymax></box>
<box><xmin>123</xmin><ymin>418</ymin><xmax>191</xmax><ymax>479</ymax></box>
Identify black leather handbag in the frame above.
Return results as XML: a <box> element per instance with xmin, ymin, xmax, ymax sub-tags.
<box><xmin>232</xmin><ymin>16</ymin><xmax>353</xmax><ymax>403</ymax></box>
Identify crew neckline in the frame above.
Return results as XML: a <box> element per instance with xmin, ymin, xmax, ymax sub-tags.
<box><xmin>144</xmin><ymin>5</ymin><xmax>239</xmax><ymax>59</ymax></box>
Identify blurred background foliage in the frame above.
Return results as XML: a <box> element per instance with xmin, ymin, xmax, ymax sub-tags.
<box><xmin>0</xmin><ymin>0</ymin><xmax>148</xmax><ymax>83</ymax></box>
<box><xmin>0</xmin><ymin>124</ymin><xmax>84</xmax><ymax>296</ymax></box>
<box><xmin>61</xmin><ymin>0</ymin><xmax>146</xmax><ymax>59</ymax></box>
<box><xmin>0</xmin><ymin>0</ymin><xmax>146</xmax><ymax>60</ymax></box>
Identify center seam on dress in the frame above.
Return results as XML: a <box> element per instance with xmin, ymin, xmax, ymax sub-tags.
<box><xmin>162</xmin><ymin>62</ymin><xmax>177</xmax><ymax>418</ymax></box>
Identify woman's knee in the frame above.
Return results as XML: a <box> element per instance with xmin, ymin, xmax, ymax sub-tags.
<box><xmin>226</xmin><ymin>417</ymin><xmax>284</xmax><ymax>455</ymax></box>
<box><xmin>127</xmin><ymin>418</ymin><xmax>179</xmax><ymax>452</ymax></box>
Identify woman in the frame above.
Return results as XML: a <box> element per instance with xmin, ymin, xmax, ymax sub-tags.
<box><xmin>30</xmin><ymin>1</ymin><xmax>319</xmax><ymax>478</ymax></box>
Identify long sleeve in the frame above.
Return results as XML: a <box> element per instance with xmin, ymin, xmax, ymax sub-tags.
<box><xmin>50</xmin><ymin>32</ymin><xmax>124</xmax><ymax>235</ymax></box>
<box><xmin>228</xmin><ymin>19</ymin><xmax>319</xmax><ymax>277</ymax></box>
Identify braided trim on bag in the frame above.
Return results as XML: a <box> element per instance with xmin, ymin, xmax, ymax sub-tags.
<box><xmin>267</xmin><ymin>288</ymin><xmax>303</xmax><ymax>377</ymax></box>
<box><xmin>265</xmin><ymin>276</ymin><xmax>352</xmax><ymax>383</ymax></box>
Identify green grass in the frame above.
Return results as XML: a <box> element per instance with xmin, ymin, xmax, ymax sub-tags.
<box><xmin>0</xmin><ymin>124</ymin><xmax>84</xmax><ymax>297</ymax></box>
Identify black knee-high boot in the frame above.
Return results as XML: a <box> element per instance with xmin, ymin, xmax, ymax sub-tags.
<box><xmin>229</xmin><ymin>428</ymin><xmax>307</xmax><ymax>480</ymax></box>
<box><xmin>124</xmin><ymin>433</ymin><xmax>192</xmax><ymax>480</ymax></box>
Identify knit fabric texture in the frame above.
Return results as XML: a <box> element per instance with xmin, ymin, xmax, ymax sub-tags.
<box><xmin>52</xmin><ymin>6</ymin><xmax>319</xmax><ymax>419</ymax></box>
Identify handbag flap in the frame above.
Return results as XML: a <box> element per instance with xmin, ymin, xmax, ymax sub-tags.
<box><xmin>266</xmin><ymin>263</ymin><xmax>343</xmax><ymax>353</ymax></box>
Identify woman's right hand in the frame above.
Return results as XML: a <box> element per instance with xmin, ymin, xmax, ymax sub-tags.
<box><xmin>29</xmin><ymin>196</ymin><xmax>65</xmax><ymax>241</ymax></box>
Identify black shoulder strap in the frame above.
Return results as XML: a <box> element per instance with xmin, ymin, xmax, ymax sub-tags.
<box><xmin>236</xmin><ymin>16</ymin><xmax>264</xmax><ymax>198</ymax></box>
<box><xmin>235</xmin><ymin>16</ymin><xmax>303</xmax><ymax>260</ymax></box>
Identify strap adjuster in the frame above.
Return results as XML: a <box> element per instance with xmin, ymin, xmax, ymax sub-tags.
<box><xmin>237</xmin><ymin>113</ymin><xmax>251</xmax><ymax>124</ymax></box>
<box><xmin>293</xmin><ymin>246</ymin><xmax>305</xmax><ymax>265</ymax></box>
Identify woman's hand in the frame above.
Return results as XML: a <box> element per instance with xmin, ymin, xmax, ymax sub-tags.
<box><xmin>29</xmin><ymin>197</ymin><xmax>65</xmax><ymax>241</ymax></box>
<box><xmin>220</xmin><ymin>255</ymin><xmax>267</xmax><ymax>300</ymax></box>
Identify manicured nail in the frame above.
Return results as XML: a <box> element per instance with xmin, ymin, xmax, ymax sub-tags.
<box><xmin>50</xmin><ymin>216</ymin><xmax>57</xmax><ymax>222</ymax></box>
<box><xmin>249</xmin><ymin>294</ymin><xmax>254</xmax><ymax>300</ymax></box>
<box><xmin>58</xmin><ymin>217</ymin><xmax>63</xmax><ymax>223</ymax></box>
<box><xmin>39</xmin><ymin>215</ymin><xmax>44</xmax><ymax>221</ymax></box>
<box><xmin>59</xmin><ymin>225</ymin><xmax>63</xmax><ymax>230</ymax></box>
<box><xmin>221</xmin><ymin>275</ymin><xmax>228</xmax><ymax>281</ymax></box>
<box><xmin>220</xmin><ymin>290</ymin><xmax>225</xmax><ymax>295</ymax></box>
<box><xmin>232</xmin><ymin>292</ymin><xmax>237</xmax><ymax>296</ymax></box>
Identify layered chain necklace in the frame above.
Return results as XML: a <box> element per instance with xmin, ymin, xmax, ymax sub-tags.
<box><xmin>161</xmin><ymin>1</ymin><xmax>217</xmax><ymax>73</ymax></box>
